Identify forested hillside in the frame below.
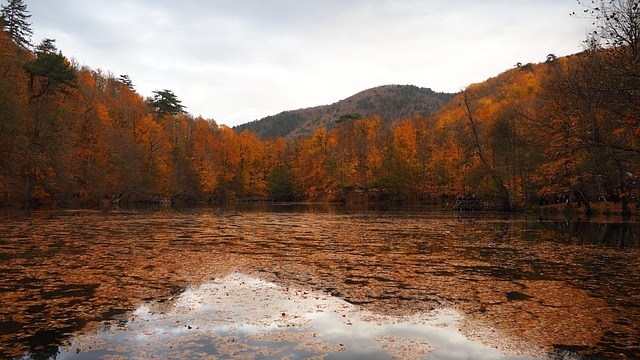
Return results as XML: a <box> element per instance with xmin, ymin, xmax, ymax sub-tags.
<box><xmin>0</xmin><ymin>21</ymin><xmax>286</xmax><ymax>207</ymax></box>
<box><xmin>0</xmin><ymin>0</ymin><xmax>638</xmax><ymax>213</ymax></box>
<box><xmin>233</xmin><ymin>85</ymin><xmax>456</xmax><ymax>139</ymax></box>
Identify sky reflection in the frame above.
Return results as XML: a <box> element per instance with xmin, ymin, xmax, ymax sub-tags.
<box><xmin>58</xmin><ymin>272</ymin><xmax>536</xmax><ymax>359</ymax></box>
<box><xmin>4</xmin><ymin>208</ymin><xmax>635</xmax><ymax>358</ymax></box>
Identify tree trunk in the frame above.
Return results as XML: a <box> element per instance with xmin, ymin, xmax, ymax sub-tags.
<box><xmin>574</xmin><ymin>188</ymin><xmax>592</xmax><ymax>218</ymax></box>
<box><xmin>463</xmin><ymin>92</ymin><xmax>513</xmax><ymax>211</ymax></box>
<box><xmin>23</xmin><ymin>166</ymin><xmax>35</xmax><ymax>208</ymax></box>
<box><xmin>621</xmin><ymin>195</ymin><xmax>632</xmax><ymax>219</ymax></box>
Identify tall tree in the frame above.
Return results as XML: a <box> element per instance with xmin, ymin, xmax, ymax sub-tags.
<box><xmin>462</xmin><ymin>90</ymin><xmax>513</xmax><ymax>211</ymax></box>
<box><xmin>0</xmin><ymin>28</ymin><xmax>26</xmax><ymax>205</ymax></box>
<box><xmin>23</xmin><ymin>38</ymin><xmax>77</xmax><ymax>102</ymax></box>
<box><xmin>373</xmin><ymin>144</ymin><xmax>414</xmax><ymax>202</ymax></box>
<box><xmin>576</xmin><ymin>0</ymin><xmax>640</xmax><ymax>154</ymax></box>
<box><xmin>0</xmin><ymin>0</ymin><xmax>32</xmax><ymax>49</ymax></box>
<box><xmin>557</xmin><ymin>0</ymin><xmax>640</xmax><ymax>215</ymax></box>
<box><xmin>578</xmin><ymin>0</ymin><xmax>640</xmax><ymax>63</ymax></box>
<box><xmin>18</xmin><ymin>39</ymin><xmax>78</xmax><ymax>207</ymax></box>
<box><xmin>150</xmin><ymin>89</ymin><xmax>186</xmax><ymax>116</ymax></box>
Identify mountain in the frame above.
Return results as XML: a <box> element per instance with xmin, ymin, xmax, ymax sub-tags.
<box><xmin>233</xmin><ymin>85</ymin><xmax>456</xmax><ymax>139</ymax></box>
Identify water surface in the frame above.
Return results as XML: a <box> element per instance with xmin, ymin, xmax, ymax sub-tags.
<box><xmin>1</xmin><ymin>206</ymin><xmax>638</xmax><ymax>359</ymax></box>
<box><xmin>55</xmin><ymin>272</ymin><xmax>533</xmax><ymax>359</ymax></box>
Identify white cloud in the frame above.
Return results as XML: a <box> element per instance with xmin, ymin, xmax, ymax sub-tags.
<box><xmin>27</xmin><ymin>0</ymin><xmax>590</xmax><ymax>126</ymax></box>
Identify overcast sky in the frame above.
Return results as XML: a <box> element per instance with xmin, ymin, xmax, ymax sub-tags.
<box><xmin>27</xmin><ymin>0</ymin><xmax>590</xmax><ymax>127</ymax></box>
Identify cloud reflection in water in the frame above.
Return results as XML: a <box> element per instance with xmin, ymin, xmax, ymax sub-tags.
<box><xmin>58</xmin><ymin>272</ymin><xmax>536</xmax><ymax>359</ymax></box>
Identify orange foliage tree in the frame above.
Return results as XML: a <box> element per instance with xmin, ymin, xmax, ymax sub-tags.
<box><xmin>1</xmin><ymin>0</ymin><xmax>639</xmax><ymax>213</ymax></box>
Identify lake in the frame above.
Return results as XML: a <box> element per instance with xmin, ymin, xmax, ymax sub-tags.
<box><xmin>1</xmin><ymin>205</ymin><xmax>639</xmax><ymax>359</ymax></box>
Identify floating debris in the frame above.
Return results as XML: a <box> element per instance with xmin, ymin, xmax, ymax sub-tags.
<box><xmin>58</xmin><ymin>273</ymin><xmax>534</xmax><ymax>359</ymax></box>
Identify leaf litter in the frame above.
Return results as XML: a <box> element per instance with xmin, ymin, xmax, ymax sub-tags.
<box><xmin>1</xmin><ymin>209</ymin><xmax>639</xmax><ymax>359</ymax></box>
<box><xmin>57</xmin><ymin>272</ymin><xmax>533</xmax><ymax>359</ymax></box>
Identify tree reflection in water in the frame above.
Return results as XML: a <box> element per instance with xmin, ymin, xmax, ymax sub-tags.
<box><xmin>535</xmin><ymin>220</ymin><xmax>639</xmax><ymax>248</ymax></box>
<box><xmin>0</xmin><ymin>207</ymin><xmax>638</xmax><ymax>359</ymax></box>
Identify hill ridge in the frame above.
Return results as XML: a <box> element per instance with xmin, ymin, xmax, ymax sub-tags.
<box><xmin>234</xmin><ymin>84</ymin><xmax>456</xmax><ymax>139</ymax></box>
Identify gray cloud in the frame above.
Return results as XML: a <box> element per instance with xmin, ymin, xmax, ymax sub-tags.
<box><xmin>27</xmin><ymin>0</ymin><xmax>589</xmax><ymax>126</ymax></box>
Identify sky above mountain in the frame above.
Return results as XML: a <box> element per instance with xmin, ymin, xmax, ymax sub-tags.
<box><xmin>28</xmin><ymin>0</ymin><xmax>590</xmax><ymax>126</ymax></box>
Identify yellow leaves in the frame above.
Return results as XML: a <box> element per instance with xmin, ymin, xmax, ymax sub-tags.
<box><xmin>6</xmin><ymin>208</ymin><xmax>640</xmax><ymax>358</ymax></box>
<box><xmin>478</xmin><ymin>98</ymin><xmax>493</xmax><ymax>107</ymax></box>
<box><xmin>237</xmin><ymin>130</ymin><xmax>271</xmax><ymax>197</ymax></box>
<box><xmin>191</xmin><ymin>118</ymin><xmax>222</xmax><ymax>195</ymax></box>
<box><xmin>76</xmin><ymin>70</ymin><xmax>96</xmax><ymax>91</ymax></box>
<box><xmin>198</xmin><ymin>161</ymin><xmax>219</xmax><ymax>195</ymax></box>
<box><xmin>96</xmin><ymin>103</ymin><xmax>112</xmax><ymax>126</ymax></box>
<box><xmin>190</xmin><ymin>119</ymin><xmax>276</xmax><ymax>198</ymax></box>
<box><xmin>134</xmin><ymin>114</ymin><xmax>162</xmax><ymax>148</ymax></box>
<box><xmin>393</xmin><ymin>120</ymin><xmax>418</xmax><ymax>166</ymax></box>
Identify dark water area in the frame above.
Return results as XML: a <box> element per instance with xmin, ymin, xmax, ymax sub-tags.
<box><xmin>0</xmin><ymin>205</ymin><xmax>639</xmax><ymax>359</ymax></box>
<box><xmin>534</xmin><ymin>220</ymin><xmax>639</xmax><ymax>248</ymax></box>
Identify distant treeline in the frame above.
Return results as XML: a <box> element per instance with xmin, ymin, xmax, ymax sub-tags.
<box><xmin>0</xmin><ymin>0</ymin><xmax>638</xmax><ymax>215</ymax></box>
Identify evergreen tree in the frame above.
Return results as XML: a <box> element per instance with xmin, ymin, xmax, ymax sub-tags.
<box><xmin>117</xmin><ymin>74</ymin><xmax>135</xmax><ymax>90</ymax></box>
<box><xmin>151</xmin><ymin>89</ymin><xmax>186</xmax><ymax>116</ymax></box>
<box><xmin>0</xmin><ymin>0</ymin><xmax>33</xmax><ymax>49</ymax></box>
<box><xmin>24</xmin><ymin>38</ymin><xmax>77</xmax><ymax>101</ymax></box>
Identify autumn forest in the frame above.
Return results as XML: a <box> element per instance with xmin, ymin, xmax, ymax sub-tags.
<box><xmin>1</xmin><ymin>0</ymin><xmax>639</xmax><ymax>214</ymax></box>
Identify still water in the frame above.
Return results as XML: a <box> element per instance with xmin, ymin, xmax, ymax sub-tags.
<box><xmin>0</xmin><ymin>205</ymin><xmax>638</xmax><ymax>359</ymax></box>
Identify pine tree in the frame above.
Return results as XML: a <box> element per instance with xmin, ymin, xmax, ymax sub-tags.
<box><xmin>24</xmin><ymin>38</ymin><xmax>77</xmax><ymax>101</ymax></box>
<box><xmin>151</xmin><ymin>89</ymin><xmax>186</xmax><ymax>116</ymax></box>
<box><xmin>118</xmin><ymin>74</ymin><xmax>135</xmax><ymax>90</ymax></box>
<box><xmin>0</xmin><ymin>0</ymin><xmax>33</xmax><ymax>49</ymax></box>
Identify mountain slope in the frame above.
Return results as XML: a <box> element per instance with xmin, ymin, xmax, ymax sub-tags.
<box><xmin>234</xmin><ymin>85</ymin><xmax>456</xmax><ymax>139</ymax></box>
